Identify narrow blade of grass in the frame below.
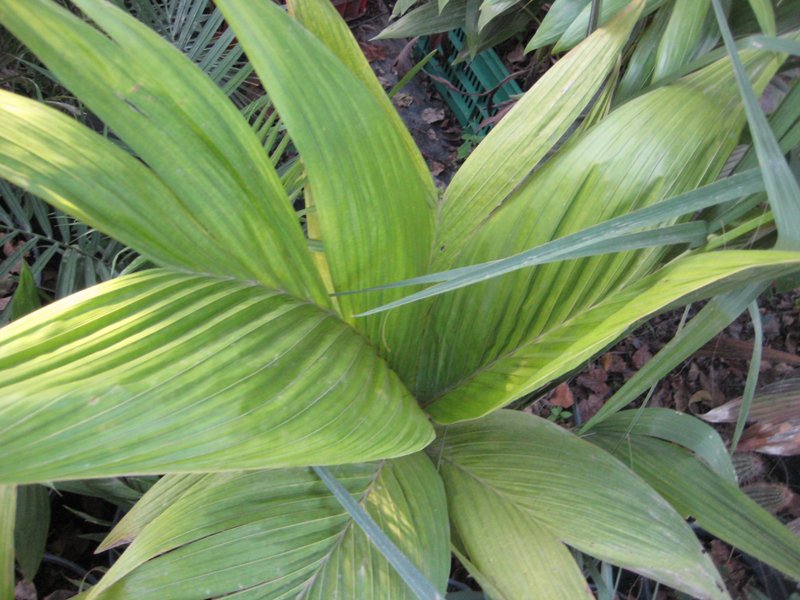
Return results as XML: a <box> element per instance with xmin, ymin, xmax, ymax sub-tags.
<box><xmin>312</xmin><ymin>466</ymin><xmax>444</xmax><ymax>600</ymax></box>
<box><xmin>348</xmin><ymin>170</ymin><xmax>765</xmax><ymax>314</ymax></box>
<box><xmin>711</xmin><ymin>0</ymin><xmax>800</xmax><ymax>250</ymax></box>
<box><xmin>731</xmin><ymin>301</ymin><xmax>763</xmax><ymax>452</ymax></box>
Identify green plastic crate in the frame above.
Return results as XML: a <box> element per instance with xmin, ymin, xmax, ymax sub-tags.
<box><xmin>416</xmin><ymin>29</ymin><xmax>522</xmax><ymax>135</ymax></box>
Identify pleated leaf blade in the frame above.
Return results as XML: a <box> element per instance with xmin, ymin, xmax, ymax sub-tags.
<box><xmin>588</xmin><ymin>426</ymin><xmax>800</xmax><ymax>581</ymax></box>
<box><xmin>216</xmin><ymin>0</ymin><xmax>436</xmax><ymax>356</ymax></box>
<box><xmin>415</xmin><ymin>47</ymin><xmax>788</xmax><ymax>418</ymax></box>
<box><xmin>89</xmin><ymin>456</ymin><xmax>449</xmax><ymax>599</ymax></box>
<box><xmin>434</xmin><ymin>411</ymin><xmax>729</xmax><ymax>599</ymax></box>
<box><xmin>436</xmin><ymin>0</ymin><xmax>643</xmax><ymax>267</ymax></box>
<box><xmin>0</xmin><ymin>270</ymin><xmax>434</xmax><ymax>483</ymax></box>
<box><xmin>0</xmin><ymin>0</ymin><xmax>327</xmax><ymax>304</ymax></box>
<box><xmin>426</xmin><ymin>250</ymin><xmax>800</xmax><ymax>422</ymax></box>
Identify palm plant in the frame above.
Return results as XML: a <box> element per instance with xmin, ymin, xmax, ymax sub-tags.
<box><xmin>0</xmin><ymin>0</ymin><xmax>291</xmax><ymax>320</ymax></box>
<box><xmin>1</xmin><ymin>0</ymin><xmax>800</xmax><ymax>598</ymax></box>
<box><xmin>379</xmin><ymin>0</ymin><xmax>800</xmax><ymax>79</ymax></box>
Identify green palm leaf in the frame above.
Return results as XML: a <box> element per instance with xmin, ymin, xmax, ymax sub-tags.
<box><xmin>0</xmin><ymin>0</ymin><xmax>327</xmax><ymax>304</ymax></box>
<box><xmin>0</xmin><ymin>270</ymin><xmax>433</xmax><ymax>482</ymax></box>
<box><xmin>86</xmin><ymin>455</ymin><xmax>449</xmax><ymax>599</ymax></box>
<box><xmin>434</xmin><ymin>411</ymin><xmax>729</xmax><ymax>599</ymax></box>
<box><xmin>588</xmin><ymin>415</ymin><xmax>800</xmax><ymax>581</ymax></box>
<box><xmin>426</xmin><ymin>250</ymin><xmax>800</xmax><ymax>422</ymax></box>
<box><xmin>434</xmin><ymin>0</ymin><xmax>643</xmax><ymax>267</ymax></box>
<box><xmin>216</xmin><ymin>0</ymin><xmax>436</xmax><ymax>351</ymax></box>
<box><xmin>412</xmin><ymin>46</ymin><xmax>789</xmax><ymax>418</ymax></box>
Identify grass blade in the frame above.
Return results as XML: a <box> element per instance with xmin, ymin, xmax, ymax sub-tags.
<box><xmin>711</xmin><ymin>0</ymin><xmax>800</xmax><ymax>250</ymax></box>
<box><xmin>583</xmin><ymin>281</ymin><xmax>766</xmax><ymax>430</ymax></box>
<box><xmin>357</xmin><ymin>222</ymin><xmax>707</xmax><ymax>315</ymax></box>
<box><xmin>351</xmin><ymin>169</ymin><xmax>764</xmax><ymax>312</ymax></box>
<box><xmin>313</xmin><ymin>466</ymin><xmax>445</xmax><ymax>600</ymax></box>
<box><xmin>731</xmin><ymin>301</ymin><xmax>763</xmax><ymax>452</ymax></box>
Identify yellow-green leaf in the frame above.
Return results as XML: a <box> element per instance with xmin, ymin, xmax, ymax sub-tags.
<box><xmin>90</xmin><ymin>456</ymin><xmax>449</xmax><ymax>599</ymax></box>
<box><xmin>434</xmin><ymin>411</ymin><xmax>729</xmax><ymax>599</ymax></box>
<box><xmin>0</xmin><ymin>0</ymin><xmax>326</xmax><ymax>304</ymax></box>
<box><xmin>216</xmin><ymin>0</ymin><xmax>436</xmax><ymax>360</ymax></box>
<box><xmin>0</xmin><ymin>270</ymin><xmax>433</xmax><ymax>483</ymax></box>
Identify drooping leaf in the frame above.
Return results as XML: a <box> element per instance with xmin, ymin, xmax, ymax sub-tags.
<box><xmin>90</xmin><ymin>455</ymin><xmax>449</xmax><ymax>599</ymax></box>
<box><xmin>582</xmin><ymin>408</ymin><xmax>736</xmax><ymax>484</ymax></box>
<box><xmin>0</xmin><ymin>270</ymin><xmax>433</xmax><ymax>483</ymax></box>
<box><xmin>13</xmin><ymin>485</ymin><xmax>50</xmax><ymax>580</ymax></box>
<box><xmin>433</xmin><ymin>411</ymin><xmax>729</xmax><ymax>599</ymax></box>
<box><xmin>0</xmin><ymin>0</ymin><xmax>327</xmax><ymax>304</ymax></box>
<box><xmin>588</xmin><ymin>428</ymin><xmax>800</xmax><ymax>581</ymax></box>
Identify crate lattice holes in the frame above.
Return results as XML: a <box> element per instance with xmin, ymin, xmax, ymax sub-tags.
<box><xmin>416</xmin><ymin>29</ymin><xmax>522</xmax><ymax>136</ymax></box>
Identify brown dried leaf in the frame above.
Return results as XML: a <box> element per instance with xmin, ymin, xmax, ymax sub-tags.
<box><xmin>577</xmin><ymin>367</ymin><xmax>609</xmax><ymax>396</ymax></box>
<box><xmin>578</xmin><ymin>394</ymin><xmax>604</xmax><ymax>421</ymax></box>
<box><xmin>476</xmin><ymin>101</ymin><xmax>516</xmax><ymax>131</ymax></box>
<box><xmin>698</xmin><ymin>335</ymin><xmax>800</xmax><ymax>365</ymax></box>
<box><xmin>506</xmin><ymin>43</ymin><xmax>525</xmax><ymax>64</ymax></box>
<box><xmin>429</xmin><ymin>160</ymin><xmax>445</xmax><ymax>177</ymax></box>
<box><xmin>632</xmin><ymin>345</ymin><xmax>652</xmax><ymax>369</ymax></box>
<box><xmin>699</xmin><ymin>378</ymin><xmax>800</xmax><ymax>424</ymax></box>
<box><xmin>709</xmin><ymin>539</ymin><xmax>747</xmax><ymax>593</ymax></box>
<box><xmin>14</xmin><ymin>580</ymin><xmax>36</xmax><ymax>600</ymax></box>
<box><xmin>392</xmin><ymin>93</ymin><xmax>414</xmax><ymax>108</ymax></box>
<box><xmin>550</xmin><ymin>382</ymin><xmax>574</xmax><ymax>408</ymax></box>
<box><xmin>359</xmin><ymin>41</ymin><xmax>388</xmax><ymax>63</ymax></box>
<box><xmin>738</xmin><ymin>418</ymin><xmax>800</xmax><ymax>455</ymax></box>
<box><xmin>601</xmin><ymin>352</ymin><xmax>628</xmax><ymax>374</ymax></box>
<box><xmin>689</xmin><ymin>390</ymin><xmax>712</xmax><ymax>405</ymax></box>
<box><xmin>421</xmin><ymin>107</ymin><xmax>445</xmax><ymax>124</ymax></box>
